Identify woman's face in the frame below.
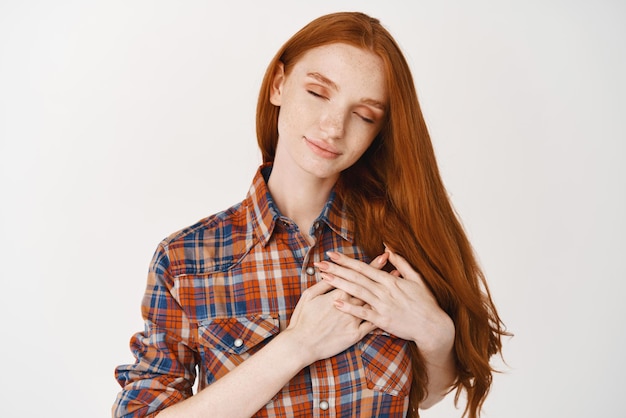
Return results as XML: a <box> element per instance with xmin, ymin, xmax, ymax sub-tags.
<box><xmin>270</xmin><ymin>43</ymin><xmax>387</xmax><ymax>182</ymax></box>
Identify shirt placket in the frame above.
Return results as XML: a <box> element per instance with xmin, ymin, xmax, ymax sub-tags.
<box><xmin>308</xmin><ymin>359</ymin><xmax>336</xmax><ymax>418</ymax></box>
<box><xmin>301</xmin><ymin>220</ymin><xmax>323</xmax><ymax>289</ymax></box>
<box><xmin>300</xmin><ymin>222</ymin><xmax>337</xmax><ymax>417</ymax></box>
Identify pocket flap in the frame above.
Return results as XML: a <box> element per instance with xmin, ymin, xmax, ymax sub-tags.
<box><xmin>359</xmin><ymin>332</ymin><xmax>411</xmax><ymax>397</ymax></box>
<box><xmin>198</xmin><ymin>315</ymin><xmax>279</xmax><ymax>354</ymax></box>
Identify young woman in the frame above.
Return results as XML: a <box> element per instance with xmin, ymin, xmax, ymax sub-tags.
<box><xmin>114</xmin><ymin>11</ymin><xmax>507</xmax><ymax>418</ymax></box>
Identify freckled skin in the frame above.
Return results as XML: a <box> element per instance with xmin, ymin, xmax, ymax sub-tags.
<box><xmin>269</xmin><ymin>43</ymin><xmax>388</xmax><ymax>184</ymax></box>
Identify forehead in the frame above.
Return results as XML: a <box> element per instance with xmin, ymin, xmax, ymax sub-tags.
<box><xmin>289</xmin><ymin>43</ymin><xmax>388</xmax><ymax>100</ymax></box>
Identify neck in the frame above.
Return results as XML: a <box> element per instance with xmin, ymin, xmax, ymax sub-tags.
<box><xmin>267</xmin><ymin>163</ymin><xmax>337</xmax><ymax>239</ymax></box>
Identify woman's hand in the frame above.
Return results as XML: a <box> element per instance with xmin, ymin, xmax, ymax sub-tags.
<box><xmin>284</xmin><ymin>280</ymin><xmax>376</xmax><ymax>365</ymax></box>
<box><xmin>314</xmin><ymin>248</ymin><xmax>455</xmax><ymax>356</ymax></box>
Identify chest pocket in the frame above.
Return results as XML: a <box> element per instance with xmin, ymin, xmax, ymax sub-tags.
<box><xmin>198</xmin><ymin>314</ymin><xmax>280</xmax><ymax>354</ymax></box>
<box><xmin>359</xmin><ymin>331</ymin><xmax>412</xmax><ymax>397</ymax></box>
<box><xmin>197</xmin><ymin>314</ymin><xmax>280</xmax><ymax>387</ymax></box>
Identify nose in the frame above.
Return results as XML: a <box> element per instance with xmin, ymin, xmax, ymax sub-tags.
<box><xmin>320</xmin><ymin>109</ymin><xmax>346</xmax><ymax>140</ymax></box>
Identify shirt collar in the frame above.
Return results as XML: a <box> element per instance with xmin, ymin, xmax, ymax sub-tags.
<box><xmin>246</xmin><ymin>163</ymin><xmax>354</xmax><ymax>246</ymax></box>
<box><xmin>317</xmin><ymin>189</ymin><xmax>354</xmax><ymax>243</ymax></box>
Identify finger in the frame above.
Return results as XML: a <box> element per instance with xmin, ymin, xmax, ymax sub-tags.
<box><xmin>369</xmin><ymin>252</ymin><xmax>389</xmax><ymax>270</ymax></box>
<box><xmin>320</xmin><ymin>272</ymin><xmax>378</xmax><ymax>306</ymax></box>
<box><xmin>385</xmin><ymin>248</ymin><xmax>424</xmax><ymax>283</ymax></box>
<box><xmin>334</xmin><ymin>298</ymin><xmax>381</xmax><ymax>328</ymax></box>
<box><xmin>348</xmin><ymin>294</ymin><xmax>366</xmax><ymax>306</ymax></box>
<box><xmin>358</xmin><ymin>320</ymin><xmax>377</xmax><ymax>337</ymax></box>
<box><xmin>322</xmin><ymin>251</ymin><xmax>391</xmax><ymax>285</ymax></box>
<box><xmin>328</xmin><ymin>288</ymin><xmax>350</xmax><ymax>302</ymax></box>
<box><xmin>302</xmin><ymin>279</ymin><xmax>336</xmax><ymax>298</ymax></box>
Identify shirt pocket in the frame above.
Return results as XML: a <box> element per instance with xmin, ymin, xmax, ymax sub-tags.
<box><xmin>196</xmin><ymin>314</ymin><xmax>280</xmax><ymax>387</ymax></box>
<box><xmin>359</xmin><ymin>331</ymin><xmax>412</xmax><ymax>397</ymax></box>
<box><xmin>198</xmin><ymin>314</ymin><xmax>280</xmax><ymax>355</ymax></box>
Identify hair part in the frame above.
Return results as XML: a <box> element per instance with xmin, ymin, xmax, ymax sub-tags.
<box><xmin>256</xmin><ymin>11</ymin><xmax>509</xmax><ymax>418</ymax></box>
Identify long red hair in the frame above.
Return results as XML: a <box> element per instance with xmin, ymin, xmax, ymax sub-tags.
<box><xmin>256</xmin><ymin>12</ymin><xmax>508</xmax><ymax>418</ymax></box>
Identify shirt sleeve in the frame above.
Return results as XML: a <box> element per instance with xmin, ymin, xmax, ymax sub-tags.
<box><xmin>113</xmin><ymin>242</ymin><xmax>198</xmax><ymax>417</ymax></box>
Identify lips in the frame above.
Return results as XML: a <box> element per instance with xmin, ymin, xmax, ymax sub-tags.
<box><xmin>304</xmin><ymin>137</ymin><xmax>342</xmax><ymax>159</ymax></box>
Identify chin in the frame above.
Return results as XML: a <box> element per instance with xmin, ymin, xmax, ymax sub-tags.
<box><xmin>304</xmin><ymin>165</ymin><xmax>343</xmax><ymax>181</ymax></box>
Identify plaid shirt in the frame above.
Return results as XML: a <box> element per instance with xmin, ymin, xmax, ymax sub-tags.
<box><xmin>114</xmin><ymin>164</ymin><xmax>411</xmax><ymax>417</ymax></box>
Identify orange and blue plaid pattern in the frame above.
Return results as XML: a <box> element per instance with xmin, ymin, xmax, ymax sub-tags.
<box><xmin>113</xmin><ymin>164</ymin><xmax>411</xmax><ymax>417</ymax></box>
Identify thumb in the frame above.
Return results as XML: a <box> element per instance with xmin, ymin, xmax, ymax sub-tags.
<box><xmin>385</xmin><ymin>247</ymin><xmax>422</xmax><ymax>283</ymax></box>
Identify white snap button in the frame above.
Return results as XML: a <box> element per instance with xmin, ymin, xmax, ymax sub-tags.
<box><xmin>233</xmin><ymin>338</ymin><xmax>244</xmax><ymax>348</ymax></box>
<box><xmin>305</xmin><ymin>266</ymin><xmax>315</xmax><ymax>275</ymax></box>
<box><xmin>319</xmin><ymin>400</ymin><xmax>329</xmax><ymax>410</ymax></box>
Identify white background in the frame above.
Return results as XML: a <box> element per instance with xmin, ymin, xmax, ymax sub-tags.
<box><xmin>1</xmin><ymin>1</ymin><xmax>624</xmax><ymax>417</ymax></box>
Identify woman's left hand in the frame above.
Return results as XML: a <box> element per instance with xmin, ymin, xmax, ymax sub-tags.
<box><xmin>315</xmin><ymin>248</ymin><xmax>455</xmax><ymax>355</ymax></box>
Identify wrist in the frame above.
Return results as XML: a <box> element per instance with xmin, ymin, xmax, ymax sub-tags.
<box><xmin>273</xmin><ymin>329</ymin><xmax>318</xmax><ymax>369</ymax></box>
<box><xmin>414</xmin><ymin>315</ymin><xmax>455</xmax><ymax>363</ymax></box>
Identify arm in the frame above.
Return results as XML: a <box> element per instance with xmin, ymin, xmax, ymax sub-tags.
<box><xmin>157</xmin><ymin>279</ymin><xmax>375</xmax><ymax>417</ymax></box>
<box><xmin>384</xmin><ymin>249</ymin><xmax>456</xmax><ymax>409</ymax></box>
<box><xmin>156</xmin><ymin>328</ymin><xmax>306</xmax><ymax>417</ymax></box>
<box><xmin>413</xmin><ymin>315</ymin><xmax>456</xmax><ymax>409</ymax></box>
<box><xmin>113</xmin><ymin>246</ymin><xmax>199</xmax><ymax>417</ymax></box>
<box><xmin>115</xmin><ymin>241</ymin><xmax>379</xmax><ymax>417</ymax></box>
<box><xmin>315</xmin><ymin>249</ymin><xmax>457</xmax><ymax>408</ymax></box>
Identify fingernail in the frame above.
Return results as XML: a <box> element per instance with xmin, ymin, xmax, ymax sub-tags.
<box><xmin>314</xmin><ymin>261</ymin><xmax>330</xmax><ymax>271</ymax></box>
<box><xmin>326</xmin><ymin>251</ymin><xmax>340</xmax><ymax>261</ymax></box>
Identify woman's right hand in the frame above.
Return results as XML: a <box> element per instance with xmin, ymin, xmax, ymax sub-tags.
<box><xmin>156</xmin><ymin>278</ymin><xmax>375</xmax><ymax>418</ymax></box>
<box><xmin>284</xmin><ymin>280</ymin><xmax>376</xmax><ymax>364</ymax></box>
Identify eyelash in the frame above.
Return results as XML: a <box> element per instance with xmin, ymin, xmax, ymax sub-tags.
<box><xmin>307</xmin><ymin>90</ymin><xmax>326</xmax><ymax>99</ymax></box>
<box><xmin>307</xmin><ymin>90</ymin><xmax>374</xmax><ymax>124</ymax></box>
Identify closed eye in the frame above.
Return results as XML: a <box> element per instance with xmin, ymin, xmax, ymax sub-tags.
<box><xmin>307</xmin><ymin>90</ymin><xmax>327</xmax><ymax>100</ymax></box>
<box><xmin>354</xmin><ymin>112</ymin><xmax>374</xmax><ymax>124</ymax></box>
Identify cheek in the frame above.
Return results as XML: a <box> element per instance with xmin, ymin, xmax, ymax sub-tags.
<box><xmin>344</xmin><ymin>138</ymin><xmax>376</xmax><ymax>167</ymax></box>
<box><xmin>353</xmin><ymin>130</ymin><xmax>378</xmax><ymax>155</ymax></box>
<box><xmin>276</xmin><ymin>101</ymin><xmax>308</xmax><ymax>136</ymax></box>
<box><xmin>276</xmin><ymin>108</ymin><xmax>296</xmax><ymax>139</ymax></box>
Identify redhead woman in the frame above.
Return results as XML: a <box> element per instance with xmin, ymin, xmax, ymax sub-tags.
<box><xmin>114</xmin><ymin>11</ymin><xmax>507</xmax><ymax>418</ymax></box>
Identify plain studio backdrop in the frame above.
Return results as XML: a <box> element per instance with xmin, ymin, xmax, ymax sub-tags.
<box><xmin>1</xmin><ymin>1</ymin><xmax>624</xmax><ymax>417</ymax></box>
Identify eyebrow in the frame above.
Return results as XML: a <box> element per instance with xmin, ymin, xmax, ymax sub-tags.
<box><xmin>306</xmin><ymin>72</ymin><xmax>387</xmax><ymax>111</ymax></box>
<box><xmin>307</xmin><ymin>72</ymin><xmax>339</xmax><ymax>91</ymax></box>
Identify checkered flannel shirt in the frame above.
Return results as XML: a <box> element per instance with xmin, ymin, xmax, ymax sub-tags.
<box><xmin>113</xmin><ymin>164</ymin><xmax>411</xmax><ymax>417</ymax></box>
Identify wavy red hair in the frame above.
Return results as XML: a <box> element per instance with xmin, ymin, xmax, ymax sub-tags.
<box><xmin>256</xmin><ymin>12</ymin><xmax>508</xmax><ymax>418</ymax></box>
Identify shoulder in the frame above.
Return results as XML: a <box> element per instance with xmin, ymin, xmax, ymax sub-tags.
<box><xmin>152</xmin><ymin>200</ymin><xmax>256</xmax><ymax>276</ymax></box>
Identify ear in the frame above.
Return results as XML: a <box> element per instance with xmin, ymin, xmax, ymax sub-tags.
<box><xmin>269</xmin><ymin>62</ymin><xmax>285</xmax><ymax>106</ymax></box>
